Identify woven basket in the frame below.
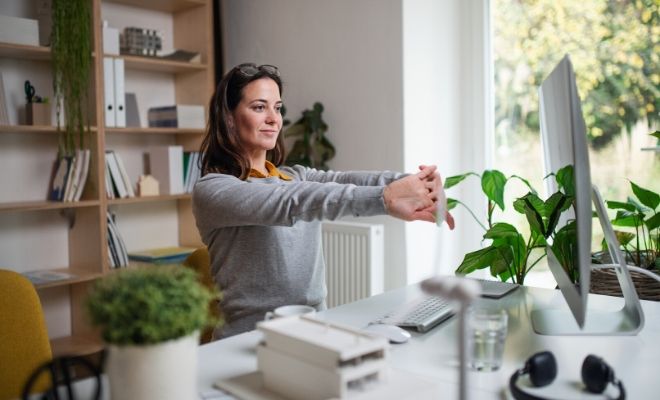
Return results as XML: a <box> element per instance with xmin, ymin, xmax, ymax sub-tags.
<box><xmin>590</xmin><ymin>251</ymin><xmax>660</xmax><ymax>301</ymax></box>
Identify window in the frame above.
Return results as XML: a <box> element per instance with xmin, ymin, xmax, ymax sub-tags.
<box><xmin>491</xmin><ymin>0</ymin><xmax>659</xmax><ymax>287</ymax></box>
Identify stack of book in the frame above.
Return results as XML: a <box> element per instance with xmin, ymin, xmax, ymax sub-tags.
<box><xmin>48</xmin><ymin>149</ymin><xmax>91</xmax><ymax>202</ymax></box>
<box><xmin>105</xmin><ymin>150</ymin><xmax>135</xmax><ymax>199</ymax></box>
<box><xmin>107</xmin><ymin>212</ymin><xmax>129</xmax><ymax>268</ymax></box>
<box><xmin>120</xmin><ymin>26</ymin><xmax>162</xmax><ymax>56</ymax></box>
<box><xmin>147</xmin><ymin>105</ymin><xmax>205</xmax><ymax>129</ymax></box>
<box><xmin>184</xmin><ymin>151</ymin><xmax>201</xmax><ymax>193</ymax></box>
<box><xmin>128</xmin><ymin>246</ymin><xmax>196</xmax><ymax>265</ymax></box>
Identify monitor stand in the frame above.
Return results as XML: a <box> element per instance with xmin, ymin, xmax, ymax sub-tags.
<box><xmin>531</xmin><ymin>186</ymin><xmax>645</xmax><ymax>336</ymax></box>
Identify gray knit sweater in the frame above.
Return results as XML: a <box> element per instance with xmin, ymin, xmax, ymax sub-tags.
<box><xmin>192</xmin><ymin>165</ymin><xmax>403</xmax><ymax>338</ymax></box>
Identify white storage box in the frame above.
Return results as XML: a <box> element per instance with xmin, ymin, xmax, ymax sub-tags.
<box><xmin>0</xmin><ymin>15</ymin><xmax>39</xmax><ymax>46</ymax></box>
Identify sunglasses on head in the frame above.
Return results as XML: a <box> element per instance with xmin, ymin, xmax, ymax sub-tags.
<box><xmin>236</xmin><ymin>63</ymin><xmax>280</xmax><ymax>77</ymax></box>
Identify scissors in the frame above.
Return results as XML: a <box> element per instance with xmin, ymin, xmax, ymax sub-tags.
<box><xmin>24</xmin><ymin>80</ymin><xmax>36</xmax><ymax>103</ymax></box>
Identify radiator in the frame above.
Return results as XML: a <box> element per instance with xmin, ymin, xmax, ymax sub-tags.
<box><xmin>321</xmin><ymin>221</ymin><xmax>384</xmax><ymax>308</ymax></box>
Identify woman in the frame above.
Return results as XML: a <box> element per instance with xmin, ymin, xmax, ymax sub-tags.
<box><xmin>193</xmin><ymin>63</ymin><xmax>454</xmax><ymax>339</ymax></box>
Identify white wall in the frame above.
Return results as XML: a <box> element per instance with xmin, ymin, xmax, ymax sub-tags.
<box><xmin>222</xmin><ymin>0</ymin><xmax>491</xmax><ymax>288</ymax></box>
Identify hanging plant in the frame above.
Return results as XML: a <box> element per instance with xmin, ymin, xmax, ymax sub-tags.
<box><xmin>51</xmin><ymin>0</ymin><xmax>92</xmax><ymax>157</ymax></box>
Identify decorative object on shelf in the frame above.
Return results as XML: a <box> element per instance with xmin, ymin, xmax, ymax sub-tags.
<box><xmin>102</xmin><ymin>20</ymin><xmax>119</xmax><ymax>55</ymax></box>
<box><xmin>125</xmin><ymin>92</ymin><xmax>140</xmax><ymax>127</ymax></box>
<box><xmin>592</xmin><ymin>179</ymin><xmax>660</xmax><ymax>300</ymax></box>
<box><xmin>148</xmin><ymin>145</ymin><xmax>184</xmax><ymax>195</ymax></box>
<box><xmin>283</xmin><ymin>102</ymin><xmax>336</xmax><ymax>170</ymax></box>
<box><xmin>157</xmin><ymin>49</ymin><xmax>201</xmax><ymax>64</ymax></box>
<box><xmin>0</xmin><ymin>14</ymin><xmax>39</xmax><ymax>46</ymax></box>
<box><xmin>51</xmin><ymin>0</ymin><xmax>92</xmax><ymax>157</ymax></box>
<box><xmin>25</xmin><ymin>80</ymin><xmax>51</xmax><ymax>125</ymax></box>
<box><xmin>446</xmin><ymin>167</ymin><xmax>574</xmax><ymax>285</ymax></box>
<box><xmin>120</xmin><ymin>26</ymin><xmax>162</xmax><ymax>56</ymax></box>
<box><xmin>137</xmin><ymin>174</ymin><xmax>159</xmax><ymax>196</ymax></box>
<box><xmin>35</xmin><ymin>0</ymin><xmax>52</xmax><ymax>46</ymax></box>
<box><xmin>85</xmin><ymin>265</ymin><xmax>219</xmax><ymax>400</ymax></box>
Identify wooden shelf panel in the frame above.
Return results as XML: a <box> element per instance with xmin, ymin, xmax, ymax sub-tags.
<box><xmin>51</xmin><ymin>333</ymin><xmax>104</xmax><ymax>358</ymax></box>
<box><xmin>107</xmin><ymin>194</ymin><xmax>192</xmax><ymax>205</ymax></box>
<box><xmin>104</xmin><ymin>0</ymin><xmax>206</xmax><ymax>13</ymax></box>
<box><xmin>112</xmin><ymin>54</ymin><xmax>207</xmax><ymax>74</ymax></box>
<box><xmin>105</xmin><ymin>127</ymin><xmax>204</xmax><ymax>135</ymax></box>
<box><xmin>0</xmin><ymin>125</ymin><xmax>98</xmax><ymax>134</ymax></box>
<box><xmin>0</xmin><ymin>42</ymin><xmax>50</xmax><ymax>61</ymax></box>
<box><xmin>0</xmin><ymin>200</ymin><xmax>100</xmax><ymax>213</ymax></box>
<box><xmin>32</xmin><ymin>267</ymin><xmax>105</xmax><ymax>290</ymax></box>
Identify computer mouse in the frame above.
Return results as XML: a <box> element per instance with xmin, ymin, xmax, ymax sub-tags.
<box><xmin>363</xmin><ymin>324</ymin><xmax>411</xmax><ymax>344</ymax></box>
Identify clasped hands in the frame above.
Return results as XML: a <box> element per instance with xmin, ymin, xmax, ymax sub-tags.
<box><xmin>383</xmin><ymin>165</ymin><xmax>455</xmax><ymax>229</ymax></box>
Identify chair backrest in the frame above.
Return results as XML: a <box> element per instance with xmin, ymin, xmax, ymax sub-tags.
<box><xmin>0</xmin><ymin>269</ymin><xmax>52</xmax><ymax>400</ymax></box>
<box><xmin>182</xmin><ymin>248</ymin><xmax>220</xmax><ymax>344</ymax></box>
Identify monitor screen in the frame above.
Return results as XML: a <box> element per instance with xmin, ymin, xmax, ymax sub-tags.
<box><xmin>538</xmin><ymin>54</ymin><xmax>592</xmax><ymax>329</ymax></box>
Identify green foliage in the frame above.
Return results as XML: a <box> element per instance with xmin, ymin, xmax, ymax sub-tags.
<box><xmin>448</xmin><ymin>169</ymin><xmax>574</xmax><ymax>284</ymax></box>
<box><xmin>283</xmin><ymin>102</ymin><xmax>336</xmax><ymax>170</ymax></box>
<box><xmin>51</xmin><ymin>0</ymin><xmax>92</xmax><ymax>157</ymax></box>
<box><xmin>494</xmin><ymin>0</ymin><xmax>659</xmax><ymax>149</ymax></box>
<box><xmin>86</xmin><ymin>266</ymin><xmax>220</xmax><ymax>345</ymax></box>
<box><xmin>605</xmin><ymin>180</ymin><xmax>659</xmax><ymax>270</ymax></box>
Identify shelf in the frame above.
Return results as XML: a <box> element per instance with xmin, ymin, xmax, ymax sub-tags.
<box><xmin>107</xmin><ymin>194</ymin><xmax>192</xmax><ymax>205</ymax></box>
<box><xmin>51</xmin><ymin>333</ymin><xmax>104</xmax><ymax>358</ymax></box>
<box><xmin>103</xmin><ymin>0</ymin><xmax>206</xmax><ymax>13</ymax></box>
<box><xmin>0</xmin><ymin>125</ymin><xmax>98</xmax><ymax>135</ymax></box>
<box><xmin>31</xmin><ymin>267</ymin><xmax>105</xmax><ymax>290</ymax></box>
<box><xmin>113</xmin><ymin>54</ymin><xmax>207</xmax><ymax>74</ymax></box>
<box><xmin>0</xmin><ymin>42</ymin><xmax>50</xmax><ymax>61</ymax></box>
<box><xmin>105</xmin><ymin>127</ymin><xmax>204</xmax><ymax>135</ymax></box>
<box><xmin>0</xmin><ymin>200</ymin><xmax>100</xmax><ymax>213</ymax></box>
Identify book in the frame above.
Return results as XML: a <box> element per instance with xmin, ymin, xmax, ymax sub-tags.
<box><xmin>147</xmin><ymin>105</ymin><xmax>205</xmax><ymax>129</ymax></box>
<box><xmin>107</xmin><ymin>212</ymin><xmax>129</xmax><ymax>267</ymax></box>
<box><xmin>48</xmin><ymin>156</ymin><xmax>72</xmax><ymax>201</ymax></box>
<box><xmin>128</xmin><ymin>246</ymin><xmax>196</xmax><ymax>264</ymax></box>
<box><xmin>106</xmin><ymin>150</ymin><xmax>129</xmax><ymax>198</ymax></box>
<box><xmin>23</xmin><ymin>270</ymin><xmax>76</xmax><ymax>285</ymax></box>
<box><xmin>149</xmin><ymin>145</ymin><xmax>184</xmax><ymax>195</ymax></box>
<box><xmin>113</xmin><ymin>151</ymin><xmax>135</xmax><ymax>197</ymax></box>
<box><xmin>73</xmin><ymin>149</ymin><xmax>91</xmax><ymax>201</ymax></box>
<box><xmin>0</xmin><ymin>72</ymin><xmax>9</xmax><ymax>125</ymax></box>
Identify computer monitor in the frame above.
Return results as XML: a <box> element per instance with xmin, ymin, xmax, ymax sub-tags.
<box><xmin>532</xmin><ymin>54</ymin><xmax>644</xmax><ymax>336</ymax></box>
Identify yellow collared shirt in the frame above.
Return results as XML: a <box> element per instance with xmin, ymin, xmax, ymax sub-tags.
<box><xmin>249</xmin><ymin>161</ymin><xmax>292</xmax><ymax>181</ymax></box>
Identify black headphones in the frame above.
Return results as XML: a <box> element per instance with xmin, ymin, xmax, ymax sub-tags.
<box><xmin>509</xmin><ymin>351</ymin><xmax>625</xmax><ymax>400</ymax></box>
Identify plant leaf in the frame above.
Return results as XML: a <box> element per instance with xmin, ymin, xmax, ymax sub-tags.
<box><xmin>483</xmin><ymin>222</ymin><xmax>519</xmax><ymax>240</ymax></box>
<box><xmin>611</xmin><ymin>210</ymin><xmax>643</xmax><ymax>227</ymax></box>
<box><xmin>444</xmin><ymin>172</ymin><xmax>479</xmax><ymax>189</ymax></box>
<box><xmin>606</xmin><ymin>200</ymin><xmax>637</xmax><ymax>212</ymax></box>
<box><xmin>613</xmin><ymin>230</ymin><xmax>636</xmax><ymax>247</ymax></box>
<box><xmin>630</xmin><ymin>181</ymin><xmax>660</xmax><ymax>210</ymax></box>
<box><xmin>555</xmin><ymin>165</ymin><xmax>575</xmax><ymax>197</ymax></box>
<box><xmin>544</xmin><ymin>191</ymin><xmax>570</xmax><ymax>236</ymax></box>
<box><xmin>519</xmin><ymin>195</ymin><xmax>545</xmax><ymax>237</ymax></box>
<box><xmin>455</xmin><ymin>246</ymin><xmax>498</xmax><ymax>275</ymax></box>
<box><xmin>447</xmin><ymin>198</ymin><xmax>459</xmax><ymax>211</ymax></box>
<box><xmin>645</xmin><ymin>212</ymin><xmax>660</xmax><ymax>232</ymax></box>
<box><xmin>651</xmin><ymin>130</ymin><xmax>660</xmax><ymax>140</ymax></box>
<box><xmin>481</xmin><ymin>170</ymin><xmax>507</xmax><ymax>210</ymax></box>
<box><xmin>509</xmin><ymin>174</ymin><xmax>538</xmax><ymax>195</ymax></box>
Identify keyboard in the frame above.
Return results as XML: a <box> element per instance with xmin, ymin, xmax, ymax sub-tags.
<box><xmin>374</xmin><ymin>296</ymin><xmax>454</xmax><ymax>332</ymax></box>
<box><xmin>373</xmin><ymin>279</ymin><xmax>520</xmax><ymax>333</ymax></box>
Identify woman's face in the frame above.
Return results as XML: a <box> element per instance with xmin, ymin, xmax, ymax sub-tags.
<box><xmin>232</xmin><ymin>77</ymin><xmax>283</xmax><ymax>160</ymax></box>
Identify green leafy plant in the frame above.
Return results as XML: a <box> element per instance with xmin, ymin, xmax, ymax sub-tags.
<box><xmin>446</xmin><ymin>168</ymin><xmax>573</xmax><ymax>284</ymax></box>
<box><xmin>86</xmin><ymin>266</ymin><xmax>219</xmax><ymax>345</ymax></box>
<box><xmin>604</xmin><ymin>181</ymin><xmax>659</xmax><ymax>271</ymax></box>
<box><xmin>283</xmin><ymin>102</ymin><xmax>336</xmax><ymax>170</ymax></box>
<box><xmin>51</xmin><ymin>0</ymin><xmax>92</xmax><ymax>157</ymax></box>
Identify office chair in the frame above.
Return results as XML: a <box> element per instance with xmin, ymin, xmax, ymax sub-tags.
<box><xmin>182</xmin><ymin>248</ymin><xmax>221</xmax><ymax>343</ymax></box>
<box><xmin>0</xmin><ymin>269</ymin><xmax>53</xmax><ymax>400</ymax></box>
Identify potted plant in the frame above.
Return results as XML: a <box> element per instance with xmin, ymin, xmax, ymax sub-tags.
<box><xmin>86</xmin><ymin>266</ymin><xmax>219</xmax><ymax>400</ymax></box>
<box><xmin>51</xmin><ymin>0</ymin><xmax>92</xmax><ymax>156</ymax></box>
<box><xmin>283</xmin><ymin>102</ymin><xmax>336</xmax><ymax>170</ymax></box>
<box><xmin>445</xmin><ymin>168</ymin><xmax>573</xmax><ymax>284</ymax></box>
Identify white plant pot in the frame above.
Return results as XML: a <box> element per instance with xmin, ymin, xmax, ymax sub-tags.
<box><xmin>106</xmin><ymin>331</ymin><xmax>199</xmax><ymax>400</ymax></box>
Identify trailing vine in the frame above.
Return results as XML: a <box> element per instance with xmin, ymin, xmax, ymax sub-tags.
<box><xmin>51</xmin><ymin>0</ymin><xmax>92</xmax><ymax>157</ymax></box>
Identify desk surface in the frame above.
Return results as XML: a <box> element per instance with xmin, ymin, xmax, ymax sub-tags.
<box><xmin>198</xmin><ymin>284</ymin><xmax>660</xmax><ymax>400</ymax></box>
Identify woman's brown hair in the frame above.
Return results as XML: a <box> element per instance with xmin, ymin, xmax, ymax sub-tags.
<box><xmin>199</xmin><ymin>63</ymin><xmax>285</xmax><ymax>180</ymax></box>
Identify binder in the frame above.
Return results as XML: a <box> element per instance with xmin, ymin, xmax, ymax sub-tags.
<box><xmin>149</xmin><ymin>146</ymin><xmax>184</xmax><ymax>195</ymax></box>
<box><xmin>113</xmin><ymin>58</ymin><xmax>126</xmax><ymax>127</ymax></box>
<box><xmin>103</xmin><ymin>57</ymin><xmax>115</xmax><ymax>127</ymax></box>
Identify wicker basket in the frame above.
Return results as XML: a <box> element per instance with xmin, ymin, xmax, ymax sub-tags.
<box><xmin>590</xmin><ymin>251</ymin><xmax>660</xmax><ymax>301</ymax></box>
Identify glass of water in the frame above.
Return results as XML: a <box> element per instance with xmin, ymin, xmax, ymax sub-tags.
<box><xmin>467</xmin><ymin>308</ymin><xmax>508</xmax><ymax>371</ymax></box>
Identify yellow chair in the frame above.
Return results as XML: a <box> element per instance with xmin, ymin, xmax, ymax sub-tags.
<box><xmin>182</xmin><ymin>248</ymin><xmax>221</xmax><ymax>344</ymax></box>
<box><xmin>0</xmin><ymin>269</ymin><xmax>52</xmax><ymax>400</ymax></box>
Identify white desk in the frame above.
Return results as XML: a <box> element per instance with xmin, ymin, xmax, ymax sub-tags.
<box><xmin>198</xmin><ymin>284</ymin><xmax>660</xmax><ymax>399</ymax></box>
<box><xmin>54</xmin><ymin>284</ymin><xmax>660</xmax><ymax>399</ymax></box>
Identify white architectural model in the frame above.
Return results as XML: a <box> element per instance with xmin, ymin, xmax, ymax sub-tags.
<box><xmin>257</xmin><ymin>316</ymin><xmax>389</xmax><ymax>399</ymax></box>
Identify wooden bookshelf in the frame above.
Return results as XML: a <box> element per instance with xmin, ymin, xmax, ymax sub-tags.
<box><xmin>0</xmin><ymin>0</ymin><xmax>213</xmax><ymax>356</ymax></box>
